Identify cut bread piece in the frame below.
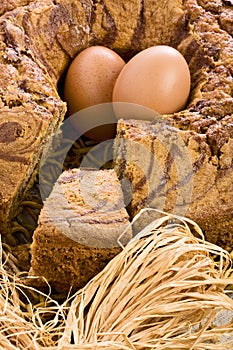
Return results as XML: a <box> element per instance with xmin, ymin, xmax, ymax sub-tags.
<box><xmin>0</xmin><ymin>0</ymin><xmax>193</xmax><ymax>231</ymax></box>
<box><xmin>30</xmin><ymin>168</ymin><xmax>132</xmax><ymax>292</ymax></box>
<box><xmin>0</xmin><ymin>0</ymin><xmax>232</xmax><ymax>254</ymax></box>
<box><xmin>114</xmin><ymin>118</ymin><xmax>233</xmax><ymax>251</ymax></box>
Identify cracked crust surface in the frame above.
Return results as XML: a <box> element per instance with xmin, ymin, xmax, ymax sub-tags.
<box><xmin>114</xmin><ymin>1</ymin><xmax>233</xmax><ymax>249</ymax></box>
<box><xmin>0</xmin><ymin>0</ymin><xmax>232</xmax><ymax>250</ymax></box>
<box><xmin>30</xmin><ymin>168</ymin><xmax>132</xmax><ymax>292</ymax></box>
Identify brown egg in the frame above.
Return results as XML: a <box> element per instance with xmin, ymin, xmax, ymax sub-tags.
<box><xmin>64</xmin><ymin>46</ymin><xmax>125</xmax><ymax>141</ymax></box>
<box><xmin>112</xmin><ymin>45</ymin><xmax>191</xmax><ymax>118</ymax></box>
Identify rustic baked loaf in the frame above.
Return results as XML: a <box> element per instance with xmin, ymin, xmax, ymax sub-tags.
<box><xmin>30</xmin><ymin>168</ymin><xmax>132</xmax><ymax>292</ymax></box>
<box><xmin>0</xmin><ymin>0</ymin><xmax>184</xmax><ymax>232</ymax></box>
<box><xmin>113</xmin><ymin>2</ymin><xmax>233</xmax><ymax>250</ymax></box>
<box><xmin>0</xmin><ymin>0</ymin><xmax>232</xmax><ymax>252</ymax></box>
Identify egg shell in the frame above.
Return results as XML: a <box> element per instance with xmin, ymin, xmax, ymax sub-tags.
<box><xmin>64</xmin><ymin>46</ymin><xmax>125</xmax><ymax>141</ymax></box>
<box><xmin>112</xmin><ymin>45</ymin><xmax>191</xmax><ymax>117</ymax></box>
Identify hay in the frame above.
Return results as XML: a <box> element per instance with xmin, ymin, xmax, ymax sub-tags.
<box><xmin>1</xmin><ymin>212</ymin><xmax>233</xmax><ymax>349</ymax></box>
<box><xmin>59</xmin><ymin>211</ymin><xmax>233</xmax><ymax>349</ymax></box>
<box><xmin>0</xmin><ymin>240</ymin><xmax>69</xmax><ymax>349</ymax></box>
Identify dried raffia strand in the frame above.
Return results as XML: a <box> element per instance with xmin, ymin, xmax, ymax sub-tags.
<box><xmin>0</xmin><ymin>254</ymin><xmax>68</xmax><ymax>349</ymax></box>
<box><xmin>0</xmin><ymin>211</ymin><xmax>233</xmax><ymax>349</ymax></box>
<box><xmin>73</xmin><ymin>145</ymin><xmax>94</xmax><ymax>155</ymax></box>
<box><xmin>21</xmin><ymin>201</ymin><xmax>43</xmax><ymax>210</ymax></box>
<box><xmin>1</xmin><ymin>250</ymin><xmax>20</xmax><ymax>275</ymax></box>
<box><xmin>25</xmin><ymin>207</ymin><xmax>39</xmax><ymax>224</ymax></box>
<box><xmin>3</xmin><ymin>232</ymin><xmax>18</xmax><ymax>246</ymax></box>
<box><xmin>10</xmin><ymin>224</ymin><xmax>31</xmax><ymax>242</ymax></box>
<box><xmin>58</xmin><ymin>210</ymin><xmax>233</xmax><ymax>349</ymax></box>
<box><xmin>2</xmin><ymin>243</ymin><xmax>12</xmax><ymax>254</ymax></box>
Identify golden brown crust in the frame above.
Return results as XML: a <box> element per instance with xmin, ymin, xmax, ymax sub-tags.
<box><xmin>114</xmin><ymin>118</ymin><xmax>233</xmax><ymax>250</ymax></box>
<box><xmin>112</xmin><ymin>0</ymin><xmax>233</xmax><ymax>250</ymax></box>
<box><xmin>30</xmin><ymin>168</ymin><xmax>132</xmax><ymax>292</ymax></box>
<box><xmin>0</xmin><ymin>0</ymin><xmax>232</xmax><ymax>249</ymax></box>
<box><xmin>31</xmin><ymin>222</ymin><xmax>121</xmax><ymax>292</ymax></box>
<box><xmin>176</xmin><ymin>0</ymin><xmax>233</xmax><ymax>137</ymax></box>
<box><xmin>0</xmin><ymin>0</ymin><xmax>34</xmax><ymax>16</ymax></box>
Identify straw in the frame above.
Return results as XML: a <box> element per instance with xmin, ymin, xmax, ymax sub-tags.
<box><xmin>1</xmin><ymin>211</ymin><xmax>233</xmax><ymax>349</ymax></box>
<box><xmin>59</xmin><ymin>211</ymin><xmax>233</xmax><ymax>349</ymax></box>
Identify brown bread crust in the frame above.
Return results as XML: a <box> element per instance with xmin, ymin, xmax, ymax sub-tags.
<box><xmin>30</xmin><ymin>168</ymin><xmax>132</xmax><ymax>292</ymax></box>
<box><xmin>113</xmin><ymin>1</ymin><xmax>233</xmax><ymax>250</ymax></box>
<box><xmin>0</xmin><ymin>0</ymin><xmax>232</xmax><ymax>250</ymax></box>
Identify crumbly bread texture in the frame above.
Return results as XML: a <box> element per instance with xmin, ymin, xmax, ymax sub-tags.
<box><xmin>30</xmin><ymin>168</ymin><xmax>132</xmax><ymax>292</ymax></box>
<box><xmin>113</xmin><ymin>1</ymin><xmax>233</xmax><ymax>250</ymax></box>
<box><xmin>0</xmin><ymin>0</ymin><xmax>232</xmax><ymax>247</ymax></box>
<box><xmin>114</xmin><ymin>119</ymin><xmax>233</xmax><ymax>251</ymax></box>
<box><xmin>0</xmin><ymin>0</ymin><xmax>185</xmax><ymax>232</ymax></box>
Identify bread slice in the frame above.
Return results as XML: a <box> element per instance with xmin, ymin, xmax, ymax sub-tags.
<box><xmin>0</xmin><ymin>0</ymin><xmax>184</xmax><ymax>232</ymax></box>
<box><xmin>112</xmin><ymin>1</ymin><xmax>233</xmax><ymax>251</ymax></box>
<box><xmin>30</xmin><ymin>168</ymin><xmax>132</xmax><ymax>292</ymax></box>
<box><xmin>113</xmin><ymin>115</ymin><xmax>233</xmax><ymax>251</ymax></box>
<box><xmin>0</xmin><ymin>0</ymin><xmax>232</xmax><ymax>251</ymax></box>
